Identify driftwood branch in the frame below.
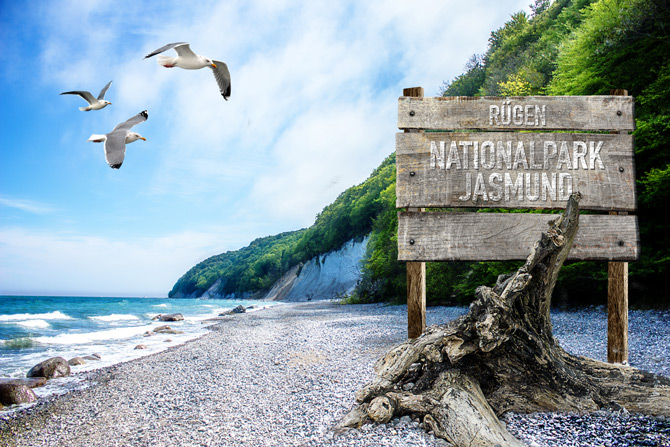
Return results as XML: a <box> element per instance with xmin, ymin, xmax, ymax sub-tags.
<box><xmin>337</xmin><ymin>193</ymin><xmax>670</xmax><ymax>446</ymax></box>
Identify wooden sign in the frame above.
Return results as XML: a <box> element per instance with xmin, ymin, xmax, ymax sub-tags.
<box><xmin>398</xmin><ymin>96</ymin><xmax>635</xmax><ymax>131</ymax></box>
<box><xmin>396</xmin><ymin>132</ymin><xmax>636</xmax><ymax>211</ymax></box>
<box><xmin>397</xmin><ymin>89</ymin><xmax>636</xmax><ymax>364</ymax></box>
<box><xmin>398</xmin><ymin>212</ymin><xmax>639</xmax><ymax>262</ymax></box>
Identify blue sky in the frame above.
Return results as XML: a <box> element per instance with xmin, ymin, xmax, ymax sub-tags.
<box><xmin>0</xmin><ymin>0</ymin><xmax>531</xmax><ymax>297</ymax></box>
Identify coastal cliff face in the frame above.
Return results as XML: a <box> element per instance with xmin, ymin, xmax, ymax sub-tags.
<box><xmin>263</xmin><ymin>237</ymin><xmax>368</xmax><ymax>301</ymax></box>
<box><xmin>189</xmin><ymin>237</ymin><xmax>368</xmax><ymax>301</ymax></box>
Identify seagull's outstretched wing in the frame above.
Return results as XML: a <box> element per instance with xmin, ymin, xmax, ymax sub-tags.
<box><xmin>60</xmin><ymin>90</ymin><xmax>96</xmax><ymax>105</ymax></box>
<box><xmin>112</xmin><ymin>110</ymin><xmax>148</xmax><ymax>132</ymax></box>
<box><xmin>211</xmin><ymin>60</ymin><xmax>231</xmax><ymax>100</ymax></box>
<box><xmin>144</xmin><ymin>42</ymin><xmax>189</xmax><ymax>59</ymax></box>
<box><xmin>103</xmin><ymin>133</ymin><xmax>127</xmax><ymax>169</ymax></box>
<box><xmin>173</xmin><ymin>43</ymin><xmax>198</xmax><ymax>59</ymax></box>
<box><xmin>97</xmin><ymin>81</ymin><xmax>112</xmax><ymax>100</ymax></box>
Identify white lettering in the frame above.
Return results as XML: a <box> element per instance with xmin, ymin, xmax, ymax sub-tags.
<box><xmin>472</xmin><ymin>173</ymin><xmax>488</xmax><ymax>200</ymax></box>
<box><xmin>513</xmin><ymin>105</ymin><xmax>524</xmax><ymax>125</ymax></box>
<box><xmin>456</xmin><ymin>171</ymin><xmax>574</xmax><ymax>203</ymax></box>
<box><xmin>505</xmin><ymin>173</ymin><xmax>523</xmax><ymax>201</ymax></box>
<box><xmin>489</xmin><ymin>173</ymin><xmax>503</xmax><ymax>201</ymax></box>
<box><xmin>529</xmin><ymin>141</ymin><xmax>542</xmax><ymax>169</ymax></box>
<box><xmin>525</xmin><ymin>173</ymin><xmax>540</xmax><ymax>201</ymax></box>
<box><xmin>589</xmin><ymin>141</ymin><xmax>605</xmax><ymax>169</ymax></box>
<box><xmin>446</xmin><ymin>141</ymin><xmax>460</xmax><ymax>169</ymax></box>
<box><xmin>489</xmin><ymin>102</ymin><xmax>547</xmax><ymax>127</ymax></box>
<box><xmin>573</xmin><ymin>141</ymin><xmax>588</xmax><ymax>170</ymax></box>
<box><xmin>559</xmin><ymin>173</ymin><xmax>573</xmax><ymax>200</ymax></box>
<box><xmin>430</xmin><ymin>141</ymin><xmax>445</xmax><ymax>169</ymax></box>
<box><xmin>541</xmin><ymin>172</ymin><xmax>556</xmax><ymax>201</ymax></box>
<box><xmin>556</xmin><ymin>141</ymin><xmax>572</xmax><ymax>169</ymax></box>
<box><xmin>513</xmin><ymin>142</ymin><xmax>529</xmax><ymax>170</ymax></box>
<box><xmin>489</xmin><ymin>105</ymin><xmax>500</xmax><ymax>126</ymax></box>
<box><xmin>481</xmin><ymin>141</ymin><xmax>495</xmax><ymax>169</ymax></box>
<box><xmin>496</xmin><ymin>141</ymin><xmax>512</xmax><ymax>169</ymax></box>
<box><xmin>543</xmin><ymin>141</ymin><xmax>557</xmax><ymax>169</ymax></box>
<box><xmin>459</xmin><ymin>173</ymin><xmax>471</xmax><ymax>201</ymax></box>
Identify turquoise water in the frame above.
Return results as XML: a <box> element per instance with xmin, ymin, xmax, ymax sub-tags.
<box><xmin>0</xmin><ymin>296</ymin><xmax>270</xmax><ymax>382</ymax></box>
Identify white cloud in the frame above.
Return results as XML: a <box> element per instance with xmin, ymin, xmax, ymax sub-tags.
<box><xmin>0</xmin><ymin>196</ymin><xmax>56</xmax><ymax>215</ymax></box>
<box><xmin>0</xmin><ymin>227</ymin><xmax>248</xmax><ymax>297</ymax></box>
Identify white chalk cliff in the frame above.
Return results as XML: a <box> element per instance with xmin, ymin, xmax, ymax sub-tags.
<box><xmin>262</xmin><ymin>237</ymin><xmax>368</xmax><ymax>301</ymax></box>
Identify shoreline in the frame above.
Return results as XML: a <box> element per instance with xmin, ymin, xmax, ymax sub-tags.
<box><xmin>0</xmin><ymin>301</ymin><xmax>281</xmax><ymax>416</ymax></box>
<box><xmin>1</xmin><ymin>301</ymin><xmax>668</xmax><ymax>446</ymax></box>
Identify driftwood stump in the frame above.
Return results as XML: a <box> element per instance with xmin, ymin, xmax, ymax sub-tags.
<box><xmin>337</xmin><ymin>193</ymin><xmax>670</xmax><ymax>446</ymax></box>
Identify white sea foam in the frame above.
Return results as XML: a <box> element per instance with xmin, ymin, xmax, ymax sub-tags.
<box><xmin>15</xmin><ymin>319</ymin><xmax>51</xmax><ymax>329</ymax></box>
<box><xmin>34</xmin><ymin>324</ymin><xmax>153</xmax><ymax>345</ymax></box>
<box><xmin>0</xmin><ymin>311</ymin><xmax>72</xmax><ymax>322</ymax></box>
<box><xmin>89</xmin><ymin>314</ymin><xmax>140</xmax><ymax>322</ymax></box>
<box><xmin>152</xmin><ymin>303</ymin><xmax>170</xmax><ymax>308</ymax></box>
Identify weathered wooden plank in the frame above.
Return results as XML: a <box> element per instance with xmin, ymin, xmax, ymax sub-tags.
<box><xmin>397</xmin><ymin>212</ymin><xmax>639</xmax><ymax>262</ymax></box>
<box><xmin>608</xmin><ymin>261</ymin><xmax>629</xmax><ymax>363</ymax></box>
<box><xmin>407</xmin><ymin>261</ymin><xmax>426</xmax><ymax>338</ymax></box>
<box><xmin>607</xmin><ymin>88</ymin><xmax>630</xmax><ymax>365</ymax></box>
<box><xmin>396</xmin><ymin>132</ymin><xmax>636</xmax><ymax>212</ymax></box>
<box><xmin>403</xmin><ymin>87</ymin><xmax>427</xmax><ymax>339</ymax></box>
<box><xmin>398</xmin><ymin>96</ymin><xmax>635</xmax><ymax>131</ymax></box>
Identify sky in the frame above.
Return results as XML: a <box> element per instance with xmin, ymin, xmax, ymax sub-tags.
<box><xmin>0</xmin><ymin>0</ymin><xmax>531</xmax><ymax>297</ymax></box>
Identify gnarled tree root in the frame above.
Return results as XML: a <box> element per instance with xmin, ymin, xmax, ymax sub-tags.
<box><xmin>337</xmin><ymin>193</ymin><xmax>670</xmax><ymax>446</ymax></box>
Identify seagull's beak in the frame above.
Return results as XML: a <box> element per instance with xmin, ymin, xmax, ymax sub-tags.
<box><xmin>140</xmin><ymin>137</ymin><xmax>146</xmax><ymax>141</ymax></box>
<box><xmin>211</xmin><ymin>63</ymin><xmax>217</xmax><ymax>68</ymax></box>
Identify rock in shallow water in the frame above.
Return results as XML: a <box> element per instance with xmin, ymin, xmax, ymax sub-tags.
<box><xmin>26</xmin><ymin>357</ymin><xmax>70</xmax><ymax>379</ymax></box>
<box><xmin>152</xmin><ymin>313</ymin><xmax>184</xmax><ymax>322</ymax></box>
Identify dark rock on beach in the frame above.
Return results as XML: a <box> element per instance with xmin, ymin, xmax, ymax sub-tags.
<box><xmin>152</xmin><ymin>313</ymin><xmax>184</xmax><ymax>322</ymax></box>
<box><xmin>26</xmin><ymin>357</ymin><xmax>70</xmax><ymax>380</ymax></box>
<box><xmin>0</xmin><ymin>383</ymin><xmax>37</xmax><ymax>406</ymax></box>
<box><xmin>219</xmin><ymin>305</ymin><xmax>246</xmax><ymax>316</ymax></box>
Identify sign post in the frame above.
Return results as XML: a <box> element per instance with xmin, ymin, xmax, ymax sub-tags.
<box><xmin>607</xmin><ymin>89</ymin><xmax>630</xmax><ymax>364</ymax></box>
<box><xmin>403</xmin><ymin>87</ymin><xmax>426</xmax><ymax>339</ymax></box>
<box><xmin>396</xmin><ymin>90</ymin><xmax>639</xmax><ymax>363</ymax></box>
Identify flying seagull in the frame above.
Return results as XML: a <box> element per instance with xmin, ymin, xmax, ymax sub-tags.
<box><xmin>60</xmin><ymin>81</ymin><xmax>113</xmax><ymax>111</ymax></box>
<box><xmin>144</xmin><ymin>42</ymin><xmax>231</xmax><ymax>100</ymax></box>
<box><xmin>88</xmin><ymin>110</ymin><xmax>148</xmax><ymax>169</ymax></box>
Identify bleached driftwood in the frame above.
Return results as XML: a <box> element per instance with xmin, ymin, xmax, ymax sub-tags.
<box><xmin>337</xmin><ymin>193</ymin><xmax>670</xmax><ymax>446</ymax></box>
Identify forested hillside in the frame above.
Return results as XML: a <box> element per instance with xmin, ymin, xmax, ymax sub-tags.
<box><xmin>355</xmin><ymin>0</ymin><xmax>670</xmax><ymax>307</ymax></box>
<box><xmin>172</xmin><ymin>0</ymin><xmax>669</xmax><ymax>307</ymax></box>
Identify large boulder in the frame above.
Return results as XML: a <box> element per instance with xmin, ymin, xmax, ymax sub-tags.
<box><xmin>27</xmin><ymin>357</ymin><xmax>70</xmax><ymax>379</ymax></box>
<box><xmin>0</xmin><ymin>383</ymin><xmax>37</xmax><ymax>406</ymax></box>
<box><xmin>232</xmin><ymin>305</ymin><xmax>246</xmax><ymax>314</ymax></box>
<box><xmin>152</xmin><ymin>313</ymin><xmax>184</xmax><ymax>322</ymax></box>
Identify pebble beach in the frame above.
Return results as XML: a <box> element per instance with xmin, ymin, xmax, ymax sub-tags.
<box><xmin>1</xmin><ymin>301</ymin><xmax>668</xmax><ymax>447</ymax></box>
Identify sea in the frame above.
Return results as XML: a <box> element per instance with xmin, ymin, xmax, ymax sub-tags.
<box><xmin>0</xmin><ymin>295</ymin><xmax>274</xmax><ymax>407</ymax></box>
